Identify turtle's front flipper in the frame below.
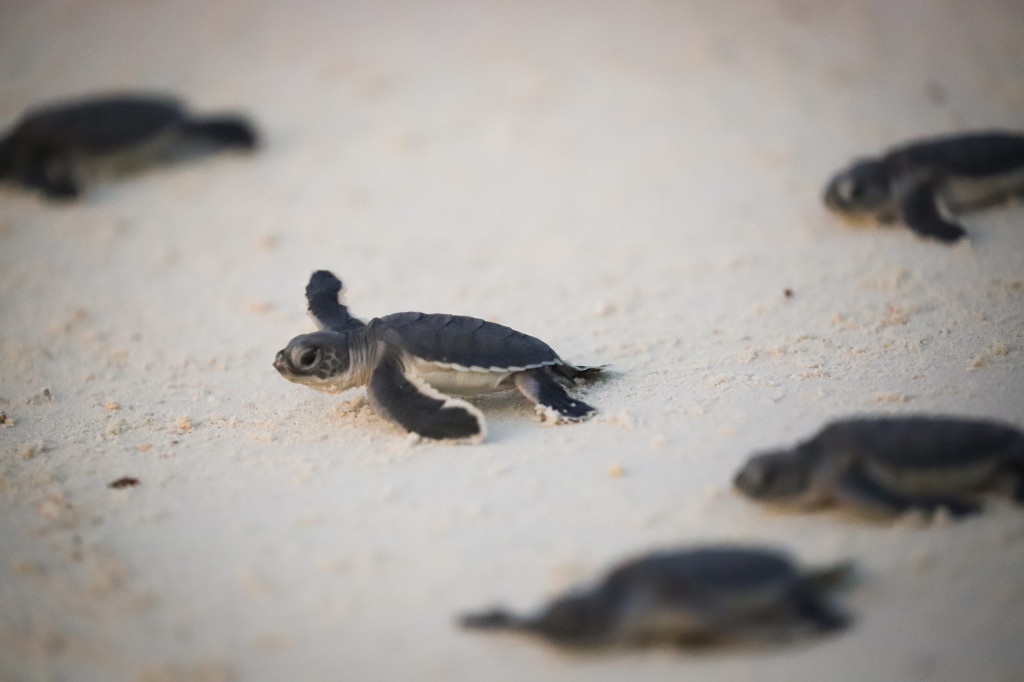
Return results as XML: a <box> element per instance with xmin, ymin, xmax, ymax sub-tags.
<box><xmin>515</xmin><ymin>369</ymin><xmax>596</xmax><ymax>422</ymax></box>
<box><xmin>834</xmin><ymin>470</ymin><xmax>979</xmax><ymax>518</ymax></box>
<box><xmin>367</xmin><ymin>358</ymin><xmax>485</xmax><ymax>441</ymax></box>
<box><xmin>305</xmin><ymin>270</ymin><xmax>365</xmax><ymax>333</ymax></box>
<box><xmin>900</xmin><ymin>184</ymin><xmax>966</xmax><ymax>242</ymax></box>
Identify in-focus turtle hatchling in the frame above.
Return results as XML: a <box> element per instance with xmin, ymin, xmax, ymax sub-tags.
<box><xmin>460</xmin><ymin>546</ymin><xmax>851</xmax><ymax>648</ymax></box>
<box><xmin>273</xmin><ymin>270</ymin><xmax>603</xmax><ymax>442</ymax></box>
<box><xmin>734</xmin><ymin>416</ymin><xmax>1024</xmax><ymax>519</ymax></box>
<box><xmin>823</xmin><ymin>131</ymin><xmax>1024</xmax><ymax>242</ymax></box>
<box><xmin>0</xmin><ymin>93</ymin><xmax>258</xmax><ymax>199</ymax></box>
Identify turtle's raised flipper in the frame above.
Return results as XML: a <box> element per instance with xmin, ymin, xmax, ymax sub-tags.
<box><xmin>834</xmin><ymin>471</ymin><xmax>979</xmax><ymax>518</ymax></box>
<box><xmin>180</xmin><ymin>116</ymin><xmax>258</xmax><ymax>149</ymax></box>
<box><xmin>367</xmin><ymin>358</ymin><xmax>485</xmax><ymax>441</ymax></box>
<box><xmin>515</xmin><ymin>369</ymin><xmax>596</xmax><ymax>422</ymax></box>
<box><xmin>901</xmin><ymin>184</ymin><xmax>966</xmax><ymax>242</ymax></box>
<box><xmin>305</xmin><ymin>270</ymin><xmax>365</xmax><ymax>333</ymax></box>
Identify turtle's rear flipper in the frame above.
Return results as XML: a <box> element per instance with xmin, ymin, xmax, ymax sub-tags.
<box><xmin>180</xmin><ymin>116</ymin><xmax>258</xmax><ymax>149</ymax></box>
<box><xmin>789</xmin><ymin>586</ymin><xmax>849</xmax><ymax>634</ymax></box>
<box><xmin>515</xmin><ymin>369</ymin><xmax>596</xmax><ymax>422</ymax></box>
<box><xmin>901</xmin><ymin>184</ymin><xmax>967</xmax><ymax>242</ymax></box>
<box><xmin>552</xmin><ymin>364</ymin><xmax>606</xmax><ymax>382</ymax></box>
<box><xmin>834</xmin><ymin>471</ymin><xmax>980</xmax><ymax>518</ymax></box>
<box><xmin>22</xmin><ymin>148</ymin><xmax>80</xmax><ymax>199</ymax></box>
<box><xmin>1008</xmin><ymin>462</ymin><xmax>1024</xmax><ymax>503</ymax></box>
<box><xmin>367</xmin><ymin>359</ymin><xmax>485</xmax><ymax>441</ymax></box>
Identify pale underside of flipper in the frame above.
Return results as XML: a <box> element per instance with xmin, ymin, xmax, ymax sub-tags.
<box><xmin>366</xmin><ymin>357</ymin><xmax>486</xmax><ymax>442</ymax></box>
<box><xmin>514</xmin><ymin>369</ymin><xmax>597</xmax><ymax>423</ymax></box>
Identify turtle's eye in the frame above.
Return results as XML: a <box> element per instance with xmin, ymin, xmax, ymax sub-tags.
<box><xmin>291</xmin><ymin>345</ymin><xmax>323</xmax><ymax>371</ymax></box>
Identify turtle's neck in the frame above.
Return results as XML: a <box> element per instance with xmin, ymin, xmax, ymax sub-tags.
<box><xmin>347</xmin><ymin>324</ymin><xmax>384</xmax><ymax>387</ymax></box>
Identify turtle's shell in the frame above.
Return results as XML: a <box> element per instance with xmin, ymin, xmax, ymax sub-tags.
<box><xmin>369</xmin><ymin>312</ymin><xmax>562</xmax><ymax>371</ymax></box>
<box><xmin>887</xmin><ymin>132</ymin><xmax>1024</xmax><ymax>178</ymax></box>
<box><xmin>603</xmin><ymin>547</ymin><xmax>802</xmax><ymax>603</ymax></box>
<box><xmin>814</xmin><ymin>417</ymin><xmax>1023</xmax><ymax>470</ymax></box>
<box><xmin>11</xmin><ymin>95</ymin><xmax>186</xmax><ymax>153</ymax></box>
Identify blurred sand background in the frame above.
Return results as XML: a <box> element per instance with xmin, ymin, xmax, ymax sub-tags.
<box><xmin>1</xmin><ymin>1</ymin><xmax>1023</xmax><ymax>680</ymax></box>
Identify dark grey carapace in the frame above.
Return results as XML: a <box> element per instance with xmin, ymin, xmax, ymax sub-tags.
<box><xmin>460</xmin><ymin>546</ymin><xmax>851</xmax><ymax>649</ymax></box>
<box><xmin>0</xmin><ymin>93</ymin><xmax>258</xmax><ymax>199</ymax></box>
<box><xmin>824</xmin><ymin>131</ymin><xmax>1024</xmax><ymax>242</ymax></box>
<box><xmin>734</xmin><ymin>416</ymin><xmax>1024</xmax><ymax>519</ymax></box>
<box><xmin>273</xmin><ymin>270</ymin><xmax>603</xmax><ymax>442</ymax></box>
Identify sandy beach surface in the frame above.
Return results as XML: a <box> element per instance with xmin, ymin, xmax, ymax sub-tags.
<box><xmin>2</xmin><ymin>1</ymin><xmax>1023</xmax><ymax>680</ymax></box>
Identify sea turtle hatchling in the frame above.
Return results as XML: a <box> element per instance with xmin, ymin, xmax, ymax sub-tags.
<box><xmin>734</xmin><ymin>416</ymin><xmax>1024</xmax><ymax>519</ymax></box>
<box><xmin>0</xmin><ymin>92</ymin><xmax>258</xmax><ymax>199</ymax></box>
<box><xmin>823</xmin><ymin>131</ymin><xmax>1024</xmax><ymax>242</ymax></box>
<box><xmin>273</xmin><ymin>270</ymin><xmax>603</xmax><ymax>442</ymax></box>
<box><xmin>459</xmin><ymin>546</ymin><xmax>851</xmax><ymax>648</ymax></box>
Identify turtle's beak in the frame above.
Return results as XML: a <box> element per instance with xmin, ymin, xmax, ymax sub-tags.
<box><xmin>733</xmin><ymin>462</ymin><xmax>763</xmax><ymax>494</ymax></box>
<box><xmin>273</xmin><ymin>350</ymin><xmax>288</xmax><ymax>374</ymax></box>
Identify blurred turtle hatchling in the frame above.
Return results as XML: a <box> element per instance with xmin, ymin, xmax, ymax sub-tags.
<box><xmin>0</xmin><ymin>92</ymin><xmax>258</xmax><ymax>198</ymax></box>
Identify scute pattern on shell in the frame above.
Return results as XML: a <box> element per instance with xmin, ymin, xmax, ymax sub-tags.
<box><xmin>813</xmin><ymin>417</ymin><xmax>1024</xmax><ymax>470</ymax></box>
<box><xmin>371</xmin><ymin>312</ymin><xmax>561</xmax><ymax>370</ymax></box>
<box><xmin>604</xmin><ymin>548</ymin><xmax>799</xmax><ymax>593</ymax></box>
<box><xmin>14</xmin><ymin>95</ymin><xmax>186</xmax><ymax>152</ymax></box>
<box><xmin>887</xmin><ymin>132</ymin><xmax>1024</xmax><ymax>178</ymax></box>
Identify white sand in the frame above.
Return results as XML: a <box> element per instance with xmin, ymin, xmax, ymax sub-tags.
<box><xmin>2</xmin><ymin>1</ymin><xmax>1024</xmax><ymax>680</ymax></box>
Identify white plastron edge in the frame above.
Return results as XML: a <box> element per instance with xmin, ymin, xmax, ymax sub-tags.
<box><xmin>426</xmin><ymin>359</ymin><xmax>560</xmax><ymax>373</ymax></box>
<box><xmin>404</xmin><ymin>365</ymin><xmax>487</xmax><ymax>445</ymax></box>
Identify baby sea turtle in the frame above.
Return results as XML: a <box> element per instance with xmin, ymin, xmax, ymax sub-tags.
<box><xmin>460</xmin><ymin>546</ymin><xmax>851</xmax><ymax>648</ymax></box>
<box><xmin>823</xmin><ymin>131</ymin><xmax>1024</xmax><ymax>242</ymax></box>
<box><xmin>734</xmin><ymin>416</ymin><xmax>1024</xmax><ymax>519</ymax></box>
<box><xmin>273</xmin><ymin>270</ymin><xmax>603</xmax><ymax>442</ymax></box>
<box><xmin>0</xmin><ymin>93</ymin><xmax>258</xmax><ymax>198</ymax></box>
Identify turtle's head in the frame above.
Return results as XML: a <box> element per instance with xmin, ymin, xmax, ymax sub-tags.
<box><xmin>824</xmin><ymin>159</ymin><xmax>893</xmax><ymax>218</ymax></box>
<box><xmin>733</xmin><ymin>449</ymin><xmax>812</xmax><ymax>503</ymax></box>
<box><xmin>274</xmin><ymin>331</ymin><xmax>361</xmax><ymax>393</ymax></box>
